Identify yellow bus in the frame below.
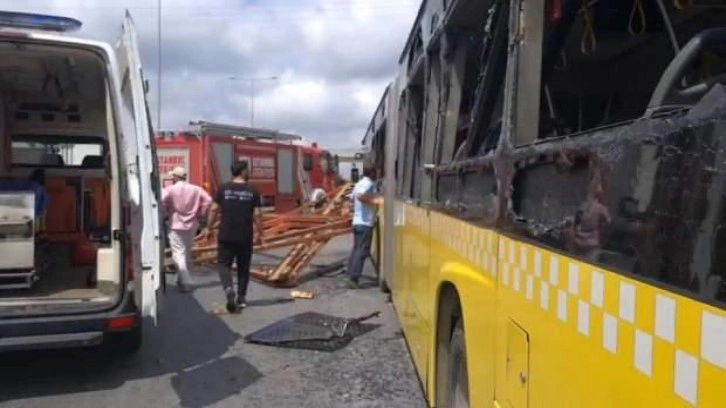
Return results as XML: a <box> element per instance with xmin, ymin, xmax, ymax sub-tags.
<box><xmin>363</xmin><ymin>0</ymin><xmax>726</xmax><ymax>406</ymax></box>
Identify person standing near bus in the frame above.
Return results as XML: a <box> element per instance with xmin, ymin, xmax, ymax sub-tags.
<box><xmin>344</xmin><ymin>164</ymin><xmax>380</xmax><ymax>289</ymax></box>
<box><xmin>205</xmin><ymin>160</ymin><xmax>264</xmax><ymax>313</ymax></box>
<box><xmin>162</xmin><ymin>166</ymin><xmax>212</xmax><ymax>293</ymax></box>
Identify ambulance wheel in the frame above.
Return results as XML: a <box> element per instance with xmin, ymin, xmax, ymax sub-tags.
<box><xmin>106</xmin><ymin>323</ymin><xmax>142</xmax><ymax>355</ymax></box>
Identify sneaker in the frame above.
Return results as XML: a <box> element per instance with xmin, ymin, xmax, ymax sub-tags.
<box><xmin>236</xmin><ymin>297</ymin><xmax>247</xmax><ymax>309</ymax></box>
<box><xmin>225</xmin><ymin>289</ymin><xmax>239</xmax><ymax>313</ymax></box>
<box><xmin>345</xmin><ymin>278</ymin><xmax>359</xmax><ymax>289</ymax></box>
<box><xmin>177</xmin><ymin>282</ymin><xmax>193</xmax><ymax>293</ymax></box>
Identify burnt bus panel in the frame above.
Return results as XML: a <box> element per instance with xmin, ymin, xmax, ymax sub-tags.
<box><xmin>436</xmin><ymin>172</ymin><xmax>458</xmax><ymax>206</ymax></box>
<box><xmin>512</xmin><ymin>160</ymin><xmax>589</xmax><ymax>230</ymax></box>
<box><xmin>461</xmin><ymin>168</ymin><xmax>498</xmax><ymax>223</ymax></box>
<box><xmin>505</xmin><ymin>91</ymin><xmax>726</xmax><ymax>308</ymax></box>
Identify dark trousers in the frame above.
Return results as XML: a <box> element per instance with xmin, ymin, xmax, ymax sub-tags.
<box><xmin>217</xmin><ymin>240</ymin><xmax>253</xmax><ymax>300</ymax></box>
<box><xmin>346</xmin><ymin>224</ymin><xmax>373</xmax><ymax>282</ymax></box>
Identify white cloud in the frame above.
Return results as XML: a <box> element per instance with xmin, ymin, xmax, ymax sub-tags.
<box><xmin>0</xmin><ymin>0</ymin><xmax>418</xmax><ymax>149</ymax></box>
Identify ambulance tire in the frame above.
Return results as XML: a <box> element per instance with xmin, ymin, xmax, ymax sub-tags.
<box><xmin>106</xmin><ymin>323</ymin><xmax>142</xmax><ymax>355</ymax></box>
<box><xmin>446</xmin><ymin>320</ymin><xmax>469</xmax><ymax>408</ymax></box>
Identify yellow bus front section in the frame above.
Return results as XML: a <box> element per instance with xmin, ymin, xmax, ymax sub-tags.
<box><xmin>388</xmin><ymin>200</ymin><xmax>726</xmax><ymax>408</ymax></box>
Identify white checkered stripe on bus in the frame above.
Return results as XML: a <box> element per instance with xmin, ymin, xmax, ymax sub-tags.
<box><xmin>431</xmin><ymin>214</ymin><xmax>498</xmax><ymax>277</ymax></box>
<box><xmin>497</xmin><ymin>236</ymin><xmax>726</xmax><ymax>406</ymax></box>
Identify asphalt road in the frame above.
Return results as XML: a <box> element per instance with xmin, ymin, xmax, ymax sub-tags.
<box><xmin>0</xmin><ymin>236</ymin><xmax>427</xmax><ymax>408</ymax></box>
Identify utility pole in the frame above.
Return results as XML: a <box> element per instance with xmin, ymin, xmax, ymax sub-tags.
<box><xmin>229</xmin><ymin>76</ymin><xmax>279</xmax><ymax>127</ymax></box>
<box><xmin>249</xmin><ymin>78</ymin><xmax>255</xmax><ymax>127</ymax></box>
<box><xmin>157</xmin><ymin>0</ymin><xmax>162</xmax><ymax>129</ymax></box>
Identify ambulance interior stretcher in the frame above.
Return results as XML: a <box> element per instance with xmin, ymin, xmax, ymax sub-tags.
<box><xmin>0</xmin><ymin>40</ymin><xmax>121</xmax><ymax>311</ymax></box>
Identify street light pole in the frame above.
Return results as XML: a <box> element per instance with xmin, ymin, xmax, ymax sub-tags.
<box><xmin>229</xmin><ymin>76</ymin><xmax>278</xmax><ymax>128</ymax></box>
<box><xmin>157</xmin><ymin>0</ymin><xmax>162</xmax><ymax>129</ymax></box>
<box><xmin>250</xmin><ymin>78</ymin><xmax>255</xmax><ymax>127</ymax></box>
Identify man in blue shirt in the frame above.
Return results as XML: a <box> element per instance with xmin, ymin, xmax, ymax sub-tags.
<box><xmin>345</xmin><ymin>164</ymin><xmax>380</xmax><ymax>288</ymax></box>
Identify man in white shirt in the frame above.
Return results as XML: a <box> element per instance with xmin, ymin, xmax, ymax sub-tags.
<box><xmin>344</xmin><ymin>164</ymin><xmax>380</xmax><ymax>288</ymax></box>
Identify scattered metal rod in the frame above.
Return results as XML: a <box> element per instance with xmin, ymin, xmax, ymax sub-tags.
<box><xmin>164</xmin><ymin>182</ymin><xmax>355</xmax><ymax>287</ymax></box>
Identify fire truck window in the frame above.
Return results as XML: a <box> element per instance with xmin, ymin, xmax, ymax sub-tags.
<box><xmin>303</xmin><ymin>153</ymin><xmax>313</xmax><ymax>171</ymax></box>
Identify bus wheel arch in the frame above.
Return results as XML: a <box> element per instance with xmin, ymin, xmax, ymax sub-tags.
<box><xmin>435</xmin><ymin>282</ymin><xmax>468</xmax><ymax>407</ymax></box>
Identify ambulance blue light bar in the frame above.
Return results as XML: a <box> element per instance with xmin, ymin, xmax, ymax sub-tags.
<box><xmin>0</xmin><ymin>11</ymin><xmax>82</xmax><ymax>33</ymax></box>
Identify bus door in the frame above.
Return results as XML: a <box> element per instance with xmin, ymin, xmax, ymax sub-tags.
<box><xmin>405</xmin><ymin>91</ymin><xmax>435</xmax><ymax>385</ymax></box>
<box><xmin>402</xmin><ymin>196</ymin><xmax>431</xmax><ymax>381</ymax></box>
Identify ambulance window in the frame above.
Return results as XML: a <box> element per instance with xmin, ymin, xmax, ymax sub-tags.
<box><xmin>303</xmin><ymin>153</ymin><xmax>313</xmax><ymax>171</ymax></box>
<box><xmin>11</xmin><ymin>135</ymin><xmax>105</xmax><ymax>168</ymax></box>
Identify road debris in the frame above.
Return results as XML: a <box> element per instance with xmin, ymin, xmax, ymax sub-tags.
<box><xmin>290</xmin><ymin>290</ymin><xmax>315</xmax><ymax>299</ymax></box>
<box><xmin>244</xmin><ymin>311</ymin><xmax>381</xmax><ymax>352</ymax></box>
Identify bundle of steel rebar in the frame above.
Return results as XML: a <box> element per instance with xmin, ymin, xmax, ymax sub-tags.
<box><xmin>165</xmin><ymin>182</ymin><xmax>354</xmax><ymax>287</ymax></box>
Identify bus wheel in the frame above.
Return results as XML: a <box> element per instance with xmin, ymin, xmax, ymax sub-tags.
<box><xmin>447</xmin><ymin>320</ymin><xmax>469</xmax><ymax>408</ymax></box>
<box><xmin>378</xmin><ymin>272</ymin><xmax>390</xmax><ymax>293</ymax></box>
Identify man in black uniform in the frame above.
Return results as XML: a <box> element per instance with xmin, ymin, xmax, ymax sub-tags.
<box><xmin>205</xmin><ymin>160</ymin><xmax>264</xmax><ymax>313</ymax></box>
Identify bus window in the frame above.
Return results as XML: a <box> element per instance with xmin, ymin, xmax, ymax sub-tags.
<box><xmin>523</xmin><ymin>1</ymin><xmax>726</xmax><ymax>143</ymax></box>
<box><xmin>463</xmin><ymin>0</ymin><xmax>509</xmax><ymax>158</ymax></box>
<box><xmin>507</xmin><ymin>0</ymin><xmax>726</xmax><ymax>308</ymax></box>
<box><xmin>406</xmin><ymin>86</ymin><xmax>425</xmax><ymax>201</ymax></box>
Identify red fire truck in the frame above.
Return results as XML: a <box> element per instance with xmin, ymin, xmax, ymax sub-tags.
<box><xmin>154</xmin><ymin>121</ymin><xmax>339</xmax><ymax>213</ymax></box>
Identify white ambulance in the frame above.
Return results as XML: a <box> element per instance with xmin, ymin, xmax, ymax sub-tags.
<box><xmin>0</xmin><ymin>11</ymin><xmax>164</xmax><ymax>353</ymax></box>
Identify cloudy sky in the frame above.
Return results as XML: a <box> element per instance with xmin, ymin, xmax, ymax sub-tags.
<box><xmin>0</xmin><ymin>0</ymin><xmax>419</xmax><ymax>149</ymax></box>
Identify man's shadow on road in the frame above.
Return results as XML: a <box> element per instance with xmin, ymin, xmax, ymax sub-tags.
<box><xmin>0</xmin><ymin>286</ymin><xmax>261</xmax><ymax>408</ymax></box>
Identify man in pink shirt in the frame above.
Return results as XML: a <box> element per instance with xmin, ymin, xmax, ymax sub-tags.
<box><xmin>162</xmin><ymin>166</ymin><xmax>212</xmax><ymax>292</ymax></box>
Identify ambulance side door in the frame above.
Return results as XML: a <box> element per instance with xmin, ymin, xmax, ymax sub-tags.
<box><xmin>115</xmin><ymin>11</ymin><xmax>164</xmax><ymax>323</ymax></box>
